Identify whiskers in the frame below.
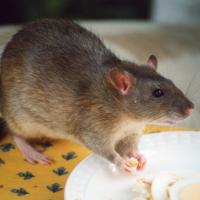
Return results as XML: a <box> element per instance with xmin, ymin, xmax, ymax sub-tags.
<box><xmin>148</xmin><ymin>111</ymin><xmax>183</xmax><ymax>125</ymax></box>
<box><xmin>185</xmin><ymin>72</ymin><xmax>198</xmax><ymax>96</ymax></box>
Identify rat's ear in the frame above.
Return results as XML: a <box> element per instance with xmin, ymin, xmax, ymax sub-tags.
<box><xmin>147</xmin><ymin>55</ymin><xmax>158</xmax><ymax>71</ymax></box>
<box><xmin>108</xmin><ymin>68</ymin><xmax>134</xmax><ymax>95</ymax></box>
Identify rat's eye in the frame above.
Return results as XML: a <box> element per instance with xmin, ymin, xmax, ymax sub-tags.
<box><xmin>153</xmin><ymin>89</ymin><xmax>164</xmax><ymax>97</ymax></box>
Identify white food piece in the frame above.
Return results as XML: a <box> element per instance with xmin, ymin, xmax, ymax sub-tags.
<box><xmin>132</xmin><ymin>180</ymin><xmax>151</xmax><ymax>200</ymax></box>
<box><xmin>151</xmin><ymin>173</ymin><xmax>179</xmax><ymax>200</ymax></box>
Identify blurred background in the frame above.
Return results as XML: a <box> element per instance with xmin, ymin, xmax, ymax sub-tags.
<box><xmin>0</xmin><ymin>0</ymin><xmax>200</xmax><ymax>128</ymax></box>
<box><xmin>0</xmin><ymin>0</ymin><xmax>200</xmax><ymax>25</ymax></box>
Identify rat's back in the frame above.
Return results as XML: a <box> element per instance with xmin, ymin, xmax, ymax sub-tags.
<box><xmin>1</xmin><ymin>19</ymin><xmax>113</xmax><ymax>80</ymax></box>
<box><xmin>0</xmin><ymin>19</ymin><xmax>115</xmax><ymax>138</ymax></box>
<box><xmin>1</xmin><ymin>19</ymin><xmax>115</xmax><ymax>100</ymax></box>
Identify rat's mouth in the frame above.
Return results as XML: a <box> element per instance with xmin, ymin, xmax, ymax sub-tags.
<box><xmin>163</xmin><ymin>120</ymin><xmax>177</xmax><ymax>124</ymax></box>
<box><xmin>152</xmin><ymin>120</ymin><xmax>177</xmax><ymax>126</ymax></box>
<box><xmin>149</xmin><ymin>111</ymin><xmax>191</xmax><ymax>125</ymax></box>
<box><xmin>158</xmin><ymin>114</ymin><xmax>189</xmax><ymax>125</ymax></box>
<box><xmin>151</xmin><ymin>116</ymin><xmax>182</xmax><ymax>125</ymax></box>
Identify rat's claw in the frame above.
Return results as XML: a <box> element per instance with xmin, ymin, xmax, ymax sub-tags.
<box><xmin>132</xmin><ymin>152</ymin><xmax>146</xmax><ymax>170</ymax></box>
<box><xmin>24</xmin><ymin>157</ymin><xmax>36</xmax><ymax>164</ymax></box>
<box><xmin>116</xmin><ymin>158</ymin><xmax>136</xmax><ymax>174</ymax></box>
<box><xmin>23</xmin><ymin>149</ymin><xmax>53</xmax><ymax>165</ymax></box>
<box><xmin>121</xmin><ymin>163</ymin><xmax>133</xmax><ymax>173</ymax></box>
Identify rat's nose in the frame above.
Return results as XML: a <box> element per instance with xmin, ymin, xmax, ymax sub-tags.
<box><xmin>184</xmin><ymin>103</ymin><xmax>194</xmax><ymax>116</ymax></box>
<box><xmin>185</xmin><ymin>107</ymin><xmax>193</xmax><ymax>115</ymax></box>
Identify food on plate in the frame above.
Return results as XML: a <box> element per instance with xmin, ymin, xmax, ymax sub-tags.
<box><xmin>132</xmin><ymin>173</ymin><xmax>181</xmax><ymax>200</ymax></box>
<box><xmin>151</xmin><ymin>173</ymin><xmax>180</xmax><ymax>200</ymax></box>
<box><xmin>179</xmin><ymin>183</ymin><xmax>200</xmax><ymax>200</ymax></box>
<box><xmin>132</xmin><ymin>179</ymin><xmax>151</xmax><ymax>200</ymax></box>
<box><xmin>133</xmin><ymin>172</ymin><xmax>200</xmax><ymax>200</ymax></box>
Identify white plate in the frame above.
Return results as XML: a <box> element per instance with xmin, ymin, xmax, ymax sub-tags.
<box><xmin>65</xmin><ymin>132</ymin><xmax>200</xmax><ymax>200</ymax></box>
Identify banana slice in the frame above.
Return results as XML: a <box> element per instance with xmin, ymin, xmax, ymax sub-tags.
<box><xmin>132</xmin><ymin>180</ymin><xmax>151</xmax><ymax>200</ymax></box>
<box><xmin>151</xmin><ymin>173</ymin><xmax>180</xmax><ymax>200</ymax></box>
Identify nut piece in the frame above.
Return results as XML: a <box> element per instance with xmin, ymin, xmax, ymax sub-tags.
<box><xmin>128</xmin><ymin>157</ymin><xmax>139</xmax><ymax>169</ymax></box>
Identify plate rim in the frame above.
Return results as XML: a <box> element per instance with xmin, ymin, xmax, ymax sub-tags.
<box><xmin>65</xmin><ymin>131</ymin><xmax>200</xmax><ymax>200</ymax></box>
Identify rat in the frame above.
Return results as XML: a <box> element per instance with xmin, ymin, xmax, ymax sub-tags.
<box><xmin>0</xmin><ymin>19</ymin><xmax>194</xmax><ymax>172</ymax></box>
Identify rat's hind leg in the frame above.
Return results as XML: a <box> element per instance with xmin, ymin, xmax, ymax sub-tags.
<box><xmin>13</xmin><ymin>134</ymin><xmax>53</xmax><ymax>164</ymax></box>
<box><xmin>4</xmin><ymin>114</ymin><xmax>54</xmax><ymax>164</ymax></box>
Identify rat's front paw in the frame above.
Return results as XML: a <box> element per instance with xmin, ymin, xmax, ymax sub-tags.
<box><xmin>131</xmin><ymin>152</ymin><xmax>146</xmax><ymax>170</ymax></box>
<box><xmin>113</xmin><ymin>156</ymin><xmax>140</xmax><ymax>173</ymax></box>
<box><xmin>126</xmin><ymin>146</ymin><xmax>146</xmax><ymax>170</ymax></box>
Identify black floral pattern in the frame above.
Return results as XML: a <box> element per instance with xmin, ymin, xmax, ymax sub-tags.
<box><xmin>53</xmin><ymin>167</ymin><xmax>68</xmax><ymax>176</ymax></box>
<box><xmin>62</xmin><ymin>151</ymin><xmax>77</xmax><ymax>160</ymax></box>
<box><xmin>10</xmin><ymin>188</ymin><xmax>29</xmax><ymax>196</ymax></box>
<box><xmin>0</xmin><ymin>143</ymin><xmax>15</xmax><ymax>152</ymax></box>
<box><xmin>0</xmin><ymin>134</ymin><xmax>81</xmax><ymax>199</ymax></box>
<box><xmin>47</xmin><ymin>183</ymin><xmax>63</xmax><ymax>193</ymax></box>
<box><xmin>39</xmin><ymin>141</ymin><xmax>53</xmax><ymax>149</ymax></box>
<box><xmin>18</xmin><ymin>171</ymin><xmax>35</xmax><ymax>180</ymax></box>
<box><xmin>0</xmin><ymin>158</ymin><xmax>5</xmax><ymax>165</ymax></box>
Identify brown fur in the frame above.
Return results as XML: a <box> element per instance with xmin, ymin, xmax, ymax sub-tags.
<box><xmin>0</xmin><ymin>19</ymin><xmax>193</xmax><ymax>164</ymax></box>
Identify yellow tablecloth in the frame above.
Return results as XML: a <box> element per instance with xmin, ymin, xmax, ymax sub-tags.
<box><xmin>0</xmin><ymin>126</ymin><xmax>199</xmax><ymax>200</ymax></box>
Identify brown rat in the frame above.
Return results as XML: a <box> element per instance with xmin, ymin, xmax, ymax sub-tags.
<box><xmin>0</xmin><ymin>19</ymin><xmax>194</xmax><ymax>170</ymax></box>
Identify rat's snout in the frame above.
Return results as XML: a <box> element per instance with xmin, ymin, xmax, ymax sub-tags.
<box><xmin>183</xmin><ymin>101</ymin><xmax>194</xmax><ymax>117</ymax></box>
<box><xmin>184</xmin><ymin>107</ymin><xmax>193</xmax><ymax>116</ymax></box>
<box><xmin>172</xmin><ymin>96</ymin><xmax>194</xmax><ymax>119</ymax></box>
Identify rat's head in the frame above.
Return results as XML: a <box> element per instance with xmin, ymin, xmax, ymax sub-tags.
<box><xmin>107</xmin><ymin>55</ymin><xmax>194</xmax><ymax>124</ymax></box>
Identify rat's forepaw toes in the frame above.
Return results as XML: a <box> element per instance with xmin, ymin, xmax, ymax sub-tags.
<box><xmin>113</xmin><ymin>157</ymin><xmax>137</xmax><ymax>174</ymax></box>
<box><xmin>132</xmin><ymin>152</ymin><xmax>146</xmax><ymax>170</ymax></box>
<box><xmin>119</xmin><ymin>162</ymin><xmax>135</xmax><ymax>173</ymax></box>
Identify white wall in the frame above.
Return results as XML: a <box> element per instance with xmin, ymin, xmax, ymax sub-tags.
<box><xmin>152</xmin><ymin>0</ymin><xmax>200</xmax><ymax>24</ymax></box>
